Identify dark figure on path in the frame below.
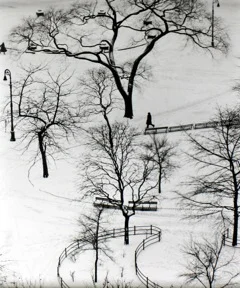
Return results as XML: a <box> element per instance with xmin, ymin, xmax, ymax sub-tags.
<box><xmin>146</xmin><ymin>112</ymin><xmax>155</xmax><ymax>129</ymax></box>
<box><xmin>0</xmin><ymin>42</ymin><xmax>7</xmax><ymax>54</ymax></box>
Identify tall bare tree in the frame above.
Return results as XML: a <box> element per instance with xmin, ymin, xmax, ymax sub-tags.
<box><xmin>142</xmin><ymin>134</ymin><xmax>177</xmax><ymax>193</ymax></box>
<box><xmin>76</xmin><ymin>207</ymin><xmax>113</xmax><ymax>283</ymax></box>
<box><xmin>78</xmin><ymin>68</ymin><xmax>158</xmax><ymax>244</ymax></box>
<box><xmin>13</xmin><ymin>64</ymin><xmax>84</xmax><ymax>178</ymax></box>
<box><xmin>180</xmin><ymin>236</ymin><xmax>240</xmax><ymax>288</ymax></box>
<box><xmin>9</xmin><ymin>0</ymin><xmax>228</xmax><ymax>119</ymax></box>
<box><xmin>178</xmin><ymin>107</ymin><xmax>240</xmax><ymax>246</ymax></box>
<box><xmin>81</xmin><ymin>121</ymin><xmax>158</xmax><ymax>245</ymax></box>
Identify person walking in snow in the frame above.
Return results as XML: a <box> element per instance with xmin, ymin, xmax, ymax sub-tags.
<box><xmin>0</xmin><ymin>42</ymin><xmax>7</xmax><ymax>54</ymax></box>
<box><xmin>146</xmin><ymin>112</ymin><xmax>155</xmax><ymax>129</ymax></box>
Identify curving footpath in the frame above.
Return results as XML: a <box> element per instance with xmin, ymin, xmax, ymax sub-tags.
<box><xmin>57</xmin><ymin>225</ymin><xmax>162</xmax><ymax>288</ymax></box>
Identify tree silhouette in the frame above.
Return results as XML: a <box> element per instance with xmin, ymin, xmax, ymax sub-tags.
<box><xmin>76</xmin><ymin>207</ymin><xmax>113</xmax><ymax>283</ymax></box>
<box><xmin>180</xmin><ymin>236</ymin><xmax>240</xmax><ymax>288</ymax></box>
<box><xmin>9</xmin><ymin>0</ymin><xmax>228</xmax><ymax>119</ymax></box>
<box><xmin>178</xmin><ymin>107</ymin><xmax>240</xmax><ymax>246</ymax></box>
<box><xmin>13</xmin><ymin>64</ymin><xmax>84</xmax><ymax>178</ymax></box>
<box><xmin>142</xmin><ymin>134</ymin><xmax>177</xmax><ymax>193</ymax></box>
<box><xmin>78</xmin><ymin>68</ymin><xmax>158</xmax><ymax>245</ymax></box>
<box><xmin>81</xmin><ymin>122</ymin><xmax>158</xmax><ymax>245</ymax></box>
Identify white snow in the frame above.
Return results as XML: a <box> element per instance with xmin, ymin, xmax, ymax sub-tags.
<box><xmin>1</xmin><ymin>0</ymin><xmax>240</xmax><ymax>287</ymax></box>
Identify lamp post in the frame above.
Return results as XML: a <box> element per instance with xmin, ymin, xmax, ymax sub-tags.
<box><xmin>3</xmin><ymin>69</ymin><xmax>16</xmax><ymax>141</ymax></box>
<box><xmin>212</xmin><ymin>0</ymin><xmax>220</xmax><ymax>47</ymax></box>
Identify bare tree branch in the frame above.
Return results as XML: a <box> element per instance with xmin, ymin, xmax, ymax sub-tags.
<box><xmin>9</xmin><ymin>0</ymin><xmax>229</xmax><ymax>119</ymax></box>
<box><xmin>180</xmin><ymin>236</ymin><xmax>240</xmax><ymax>288</ymax></box>
<box><xmin>142</xmin><ymin>134</ymin><xmax>178</xmax><ymax>193</ymax></box>
<box><xmin>11</xmin><ymin>64</ymin><xmax>87</xmax><ymax>178</ymax></box>
<box><xmin>177</xmin><ymin>107</ymin><xmax>240</xmax><ymax>246</ymax></box>
<box><xmin>77</xmin><ymin>69</ymin><xmax>158</xmax><ymax>244</ymax></box>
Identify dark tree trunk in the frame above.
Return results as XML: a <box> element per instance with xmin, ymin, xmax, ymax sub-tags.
<box><xmin>230</xmin><ymin>162</ymin><xmax>239</xmax><ymax>247</ymax></box>
<box><xmin>94</xmin><ymin>208</ymin><xmax>102</xmax><ymax>282</ymax></box>
<box><xmin>232</xmin><ymin>194</ymin><xmax>239</xmax><ymax>246</ymax></box>
<box><xmin>123</xmin><ymin>96</ymin><xmax>133</xmax><ymax>119</ymax></box>
<box><xmin>38</xmin><ymin>133</ymin><xmax>49</xmax><ymax>178</ymax></box>
<box><xmin>158</xmin><ymin>170</ymin><xmax>162</xmax><ymax>194</ymax></box>
<box><xmin>95</xmin><ymin>247</ymin><xmax>98</xmax><ymax>282</ymax></box>
<box><xmin>124</xmin><ymin>215</ymin><xmax>130</xmax><ymax>245</ymax></box>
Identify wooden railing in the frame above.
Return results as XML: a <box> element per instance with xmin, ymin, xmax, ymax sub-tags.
<box><xmin>144</xmin><ymin>120</ymin><xmax>240</xmax><ymax>135</ymax></box>
<box><xmin>57</xmin><ymin>225</ymin><xmax>162</xmax><ymax>288</ymax></box>
<box><xmin>135</xmin><ymin>226</ymin><xmax>162</xmax><ymax>288</ymax></box>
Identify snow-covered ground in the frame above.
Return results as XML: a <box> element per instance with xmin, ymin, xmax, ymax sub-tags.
<box><xmin>1</xmin><ymin>0</ymin><xmax>240</xmax><ymax>287</ymax></box>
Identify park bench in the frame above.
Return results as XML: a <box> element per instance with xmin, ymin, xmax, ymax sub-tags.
<box><xmin>128</xmin><ymin>201</ymin><xmax>158</xmax><ymax>211</ymax></box>
<box><xmin>93</xmin><ymin>197</ymin><xmax>121</xmax><ymax>209</ymax></box>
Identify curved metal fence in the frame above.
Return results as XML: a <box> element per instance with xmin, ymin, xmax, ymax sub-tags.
<box><xmin>135</xmin><ymin>226</ymin><xmax>162</xmax><ymax>288</ymax></box>
<box><xmin>57</xmin><ymin>225</ymin><xmax>162</xmax><ymax>288</ymax></box>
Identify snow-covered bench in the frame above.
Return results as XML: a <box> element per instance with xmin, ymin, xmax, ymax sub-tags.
<box><xmin>128</xmin><ymin>201</ymin><xmax>158</xmax><ymax>211</ymax></box>
<box><xmin>93</xmin><ymin>197</ymin><xmax>121</xmax><ymax>209</ymax></box>
<box><xmin>93</xmin><ymin>198</ymin><xmax>158</xmax><ymax>211</ymax></box>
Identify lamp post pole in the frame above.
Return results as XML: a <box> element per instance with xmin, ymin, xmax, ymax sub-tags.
<box><xmin>212</xmin><ymin>0</ymin><xmax>220</xmax><ymax>48</ymax></box>
<box><xmin>3</xmin><ymin>69</ymin><xmax>16</xmax><ymax>141</ymax></box>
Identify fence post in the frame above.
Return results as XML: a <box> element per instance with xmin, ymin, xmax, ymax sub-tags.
<box><xmin>77</xmin><ymin>240</ymin><xmax>80</xmax><ymax>248</ymax></box>
<box><xmin>65</xmin><ymin>248</ymin><xmax>67</xmax><ymax>258</ymax></box>
<box><xmin>113</xmin><ymin>228</ymin><xmax>115</xmax><ymax>238</ymax></box>
<box><xmin>227</xmin><ymin>228</ymin><xmax>229</xmax><ymax>238</ymax></box>
<box><xmin>143</xmin><ymin>239</ymin><xmax>145</xmax><ymax>250</ymax></box>
<box><xmin>150</xmin><ymin>225</ymin><xmax>152</xmax><ymax>235</ymax></box>
<box><xmin>61</xmin><ymin>278</ymin><xmax>63</xmax><ymax>288</ymax></box>
<box><xmin>134</xmin><ymin>226</ymin><xmax>136</xmax><ymax>235</ymax></box>
<box><xmin>158</xmin><ymin>231</ymin><xmax>161</xmax><ymax>242</ymax></box>
<box><xmin>135</xmin><ymin>251</ymin><xmax>137</xmax><ymax>274</ymax></box>
<box><xmin>222</xmin><ymin>234</ymin><xmax>225</xmax><ymax>246</ymax></box>
<box><xmin>146</xmin><ymin>277</ymin><xmax>149</xmax><ymax>288</ymax></box>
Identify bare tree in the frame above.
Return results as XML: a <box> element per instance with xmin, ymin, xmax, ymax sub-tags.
<box><xmin>80</xmin><ymin>121</ymin><xmax>158</xmax><ymax>245</ymax></box>
<box><xmin>76</xmin><ymin>207</ymin><xmax>113</xmax><ymax>283</ymax></box>
<box><xmin>78</xmin><ymin>66</ymin><xmax>158</xmax><ymax>245</ymax></box>
<box><xmin>78</xmin><ymin>68</ymin><xmax>123</xmax><ymax>120</ymax></box>
<box><xmin>9</xmin><ymin>0</ymin><xmax>229</xmax><ymax>119</ymax></box>
<box><xmin>177</xmin><ymin>107</ymin><xmax>240</xmax><ymax>246</ymax></box>
<box><xmin>180</xmin><ymin>236</ymin><xmax>240</xmax><ymax>288</ymax></box>
<box><xmin>142</xmin><ymin>134</ymin><xmax>177</xmax><ymax>193</ymax></box>
<box><xmin>13</xmin><ymin>64</ymin><xmax>84</xmax><ymax>178</ymax></box>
